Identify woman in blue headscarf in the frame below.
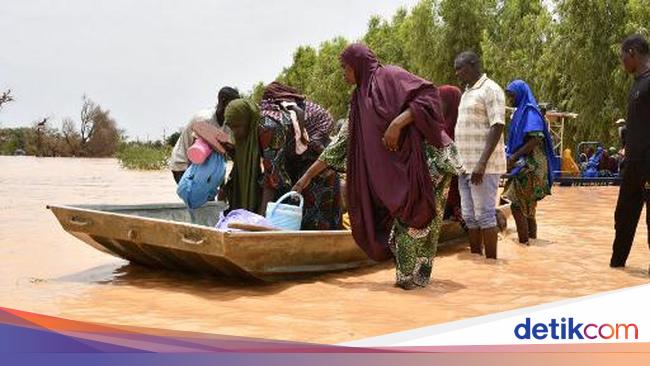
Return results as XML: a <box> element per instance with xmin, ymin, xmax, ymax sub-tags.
<box><xmin>503</xmin><ymin>80</ymin><xmax>556</xmax><ymax>245</ymax></box>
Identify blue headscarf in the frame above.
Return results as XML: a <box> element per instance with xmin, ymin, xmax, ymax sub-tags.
<box><xmin>506</xmin><ymin>80</ymin><xmax>557</xmax><ymax>187</ymax></box>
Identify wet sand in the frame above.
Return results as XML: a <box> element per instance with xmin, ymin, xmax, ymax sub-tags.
<box><xmin>0</xmin><ymin>156</ymin><xmax>648</xmax><ymax>344</ymax></box>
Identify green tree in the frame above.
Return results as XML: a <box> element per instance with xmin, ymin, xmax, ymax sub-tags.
<box><xmin>308</xmin><ymin>37</ymin><xmax>351</xmax><ymax>119</ymax></box>
<box><xmin>165</xmin><ymin>131</ymin><xmax>181</xmax><ymax>147</ymax></box>
<box><xmin>0</xmin><ymin>127</ymin><xmax>36</xmax><ymax>155</ymax></box>
<box><xmin>435</xmin><ymin>0</ymin><xmax>495</xmax><ymax>84</ymax></box>
<box><xmin>363</xmin><ymin>9</ymin><xmax>411</xmax><ymax>68</ymax></box>
<box><xmin>249</xmin><ymin>81</ymin><xmax>266</xmax><ymax>104</ymax></box>
<box><xmin>625</xmin><ymin>0</ymin><xmax>650</xmax><ymax>37</ymax></box>
<box><xmin>481</xmin><ymin>0</ymin><xmax>553</xmax><ymax>94</ymax></box>
<box><xmin>545</xmin><ymin>0</ymin><xmax>628</xmax><ymax>147</ymax></box>
<box><xmin>402</xmin><ymin>0</ymin><xmax>442</xmax><ymax>82</ymax></box>
<box><xmin>278</xmin><ymin>46</ymin><xmax>318</xmax><ymax>93</ymax></box>
<box><xmin>253</xmin><ymin>0</ymin><xmax>644</xmax><ymax>147</ymax></box>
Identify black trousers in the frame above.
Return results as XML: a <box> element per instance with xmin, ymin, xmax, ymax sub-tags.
<box><xmin>172</xmin><ymin>170</ymin><xmax>185</xmax><ymax>184</ymax></box>
<box><xmin>610</xmin><ymin>160</ymin><xmax>650</xmax><ymax>267</ymax></box>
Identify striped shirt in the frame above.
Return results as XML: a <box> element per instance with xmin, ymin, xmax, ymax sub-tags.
<box><xmin>455</xmin><ymin>74</ymin><xmax>507</xmax><ymax>174</ymax></box>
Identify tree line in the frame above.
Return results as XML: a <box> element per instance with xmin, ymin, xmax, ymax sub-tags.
<box><xmin>3</xmin><ymin>0</ymin><xmax>648</xmax><ymax>157</ymax></box>
<box><xmin>253</xmin><ymin>0</ymin><xmax>649</xmax><ymax>149</ymax></box>
<box><xmin>0</xmin><ymin>95</ymin><xmax>122</xmax><ymax>157</ymax></box>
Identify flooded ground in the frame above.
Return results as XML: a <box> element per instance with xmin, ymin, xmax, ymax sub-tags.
<box><xmin>0</xmin><ymin>156</ymin><xmax>648</xmax><ymax>344</ymax></box>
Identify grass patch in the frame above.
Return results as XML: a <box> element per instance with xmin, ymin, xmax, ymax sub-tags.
<box><xmin>116</xmin><ymin>142</ymin><xmax>171</xmax><ymax>170</ymax></box>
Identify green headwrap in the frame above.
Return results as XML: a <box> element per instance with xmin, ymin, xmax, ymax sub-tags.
<box><xmin>224</xmin><ymin>98</ymin><xmax>261</xmax><ymax>212</ymax></box>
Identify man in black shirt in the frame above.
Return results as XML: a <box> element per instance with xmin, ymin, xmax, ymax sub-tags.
<box><xmin>610</xmin><ymin>34</ymin><xmax>650</xmax><ymax>268</ymax></box>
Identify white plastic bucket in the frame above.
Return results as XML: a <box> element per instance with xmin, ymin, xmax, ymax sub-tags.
<box><xmin>265</xmin><ymin>192</ymin><xmax>304</xmax><ymax>231</ymax></box>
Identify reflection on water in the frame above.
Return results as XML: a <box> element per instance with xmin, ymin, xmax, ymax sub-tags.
<box><xmin>54</xmin><ymin>263</ymin><xmax>292</xmax><ymax>297</ymax></box>
<box><xmin>0</xmin><ymin>156</ymin><xmax>648</xmax><ymax>344</ymax></box>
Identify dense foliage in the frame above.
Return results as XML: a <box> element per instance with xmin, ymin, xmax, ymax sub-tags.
<box><xmin>259</xmin><ymin>0</ymin><xmax>650</xmax><ymax>148</ymax></box>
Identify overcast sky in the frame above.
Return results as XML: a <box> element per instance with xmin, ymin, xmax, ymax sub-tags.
<box><xmin>0</xmin><ymin>0</ymin><xmax>420</xmax><ymax>140</ymax></box>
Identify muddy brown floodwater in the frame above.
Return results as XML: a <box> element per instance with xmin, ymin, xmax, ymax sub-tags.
<box><xmin>0</xmin><ymin>156</ymin><xmax>648</xmax><ymax>344</ymax></box>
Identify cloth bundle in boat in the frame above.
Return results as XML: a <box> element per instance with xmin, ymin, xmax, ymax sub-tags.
<box><xmin>215</xmin><ymin>209</ymin><xmax>275</xmax><ymax>231</ymax></box>
<box><xmin>265</xmin><ymin>191</ymin><xmax>304</xmax><ymax>231</ymax></box>
<box><xmin>177</xmin><ymin>152</ymin><xmax>226</xmax><ymax>209</ymax></box>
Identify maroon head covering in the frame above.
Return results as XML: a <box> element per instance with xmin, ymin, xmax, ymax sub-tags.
<box><xmin>260</xmin><ymin>81</ymin><xmax>310</xmax><ymax>151</ymax></box>
<box><xmin>341</xmin><ymin>43</ymin><xmax>451</xmax><ymax>261</ymax></box>
<box><xmin>438</xmin><ymin>85</ymin><xmax>461</xmax><ymax>139</ymax></box>
<box><xmin>262</xmin><ymin>81</ymin><xmax>305</xmax><ymax>103</ymax></box>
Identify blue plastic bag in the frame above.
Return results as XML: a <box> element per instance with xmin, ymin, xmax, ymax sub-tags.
<box><xmin>177</xmin><ymin>152</ymin><xmax>226</xmax><ymax>209</ymax></box>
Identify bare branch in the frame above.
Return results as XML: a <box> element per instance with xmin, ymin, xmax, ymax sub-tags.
<box><xmin>79</xmin><ymin>95</ymin><xmax>99</xmax><ymax>145</ymax></box>
<box><xmin>0</xmin><ymin>89</ymin><xmax>14</xmax><ymax>111</ymax></box>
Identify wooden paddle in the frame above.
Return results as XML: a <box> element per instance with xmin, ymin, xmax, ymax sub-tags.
<box><xmin>191</xmin><ymin>121</ymin><xmax>232</xmax><ymax>155</ymax></box>
<box><xmin>227</xmin><ymin>222</ymin><xmax>282</xmax><ymax>232</ymax></box>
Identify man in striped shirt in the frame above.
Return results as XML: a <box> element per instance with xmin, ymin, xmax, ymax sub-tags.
<box><xmin>454</xmin><ymin>51</ymin><xmax>507</xmax><ymax>259</ymax></box>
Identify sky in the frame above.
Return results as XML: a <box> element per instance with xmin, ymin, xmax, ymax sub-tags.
<box><xmin>0</xmin><ymin>0</ymin><xmax>420</xmax><ymax>141</ymax></box>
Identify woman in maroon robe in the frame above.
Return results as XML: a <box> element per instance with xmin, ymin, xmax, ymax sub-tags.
<box><xmin>294</xmin><ymin>44</ymin><xmax>462</xmax><ymax>289</ymax></box>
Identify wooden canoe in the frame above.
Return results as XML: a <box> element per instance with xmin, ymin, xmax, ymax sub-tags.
<box><xmin>47</xmin><ymin>202</ymin><xmax>510</xmax><ymax>281</ymax></box>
